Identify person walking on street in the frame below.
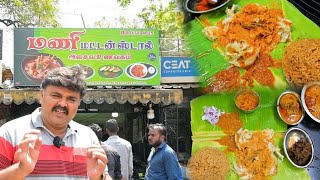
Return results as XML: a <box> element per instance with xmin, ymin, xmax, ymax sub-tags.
<box><xmin>103</xmin><ymin>119</ymin><xmax>133</xmax><ymax>180</ymax></box>
<box><xmin>88</xmin><ymin>123</ymin><xmax>123</xmax><ymax>180</ymax></box>
<box><xmin>0</xmin><ymin>66</ymin><xmax>110</xmax><ymax>180</ymax></box>
<box><xmin>145</xmin><ymin>123</ymin><xmax>182</xmax><ymax>180</ymax></box>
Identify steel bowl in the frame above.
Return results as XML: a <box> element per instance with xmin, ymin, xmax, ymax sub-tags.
<box><xmin>184</xmin><ymin>0</ymin><xmax>231</xmax><ymax>14</ymax></box>
<box><xmin>301</xmin><ymin>82</ymin><xmax>320</xmax><ymax>123</ymax></box>
<box><xmin>277</xmin><ymin>91</ymin><xmax>305</xmax><ymax>125</ymax></box>
<box><xmin>283</xmin><ymin>127</ymin><xmax>314</xmax><ymax>168</ymax></box>
<box><xmin>234</xmin><ymin>89</ymin><xmax>260</xmax><ymax>113</ymax></box>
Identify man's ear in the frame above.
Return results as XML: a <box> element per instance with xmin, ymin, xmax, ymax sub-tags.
<box><xmin>39</xmin><ymin>90</ymin><xmax>44</xmax><ymax>104</ymax></box>
<box><xmin>160</xmin><ymin>134</ymin><xmax>165</xmax><ymax>142</ymax></box>
<box><xmin>106</xmin><ymin>129</ymin><xmax>110</xmax><ymax>135</ymax></box>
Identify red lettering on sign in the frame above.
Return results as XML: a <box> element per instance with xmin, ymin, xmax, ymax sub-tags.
<box><xmin>27</xmin><ymin>31</ymin><xmax>85</xmax><ymax>50</ymax></box>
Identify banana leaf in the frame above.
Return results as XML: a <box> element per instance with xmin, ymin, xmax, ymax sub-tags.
<box><xmin>188</xmin><ymin>0</ymin><xmax>319</xmax><ymax>179</ymax></box>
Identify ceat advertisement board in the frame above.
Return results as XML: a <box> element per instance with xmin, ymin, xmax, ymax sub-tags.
<box><xmin>161</xmin><ymin>57</ymin><xmax>199</xmax><ymax>83</ymax></box>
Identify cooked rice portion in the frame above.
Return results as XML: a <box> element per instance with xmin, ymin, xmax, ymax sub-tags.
<box><xmin>282</xmin><ymin>39</ymin><xmax>320</xmax><ymax>88</ymax></box>
<box><xmin>187</xmin><ymin>147</ymin><xmax>230</xmax><ymax>180</ymax></box>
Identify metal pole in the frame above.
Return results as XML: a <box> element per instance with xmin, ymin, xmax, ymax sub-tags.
<box><xmin>176</xmin><ymin>105</ymin><xmax>179</xmax><ymax>155</ymax></box>
<box><xmin>81</xmin><ymin>14</ymin><xmax>86</xmax><ymax>29</ymax></box>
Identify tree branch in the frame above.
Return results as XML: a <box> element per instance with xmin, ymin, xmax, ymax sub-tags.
<box><xmin>0</xmin><ymin>19</ymin><xmax>36</xmax><ymax>27</ymax></box>
<box><xmin>0</xmin><ymin>19</ymin><xmax>18</xmax><ymax>27</ymax></box>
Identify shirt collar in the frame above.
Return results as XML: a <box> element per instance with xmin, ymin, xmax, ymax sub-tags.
<box><xmin>159</xmin><ymin>142</ymin><xmax>166</xmax><ymax>149</ymax></box>
<box><xmin>108</xmin><ymin>135</ymin><xmax>120</xmax><ymax>139</ymax></box>
<box><xmin>153</xmin><ymin>142</ymin><xmax>166</xmax><ymax>152</ymax></box>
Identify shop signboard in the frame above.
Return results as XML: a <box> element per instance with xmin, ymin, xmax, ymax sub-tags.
<box><xmin>161</xmin><ymin>57</ymin><xmax>199</xmax><ymax>83</ymax></box>
<box><xmin>14</xmin><ymin>28</ymin><xmax>160</xmax><ymax>86</ymax></box>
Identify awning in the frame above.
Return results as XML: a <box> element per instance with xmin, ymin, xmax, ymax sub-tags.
<box><xmin>0</xmin><ymin>89</ymin><xmax>183</xmax><ymax>105</ymax></box>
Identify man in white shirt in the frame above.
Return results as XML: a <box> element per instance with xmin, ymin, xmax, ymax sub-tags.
<box><xmin>103</xmin><ymin>119</ymin><xmax>133</xmax><ymax>180</ymax></box>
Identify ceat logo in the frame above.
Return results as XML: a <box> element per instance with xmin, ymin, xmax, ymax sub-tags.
<box><xmin>163</xmin><ymin>60</ymin><xmax>191</xmax><ymax>69</ymax></box>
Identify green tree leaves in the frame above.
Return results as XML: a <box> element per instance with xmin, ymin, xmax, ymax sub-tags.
<box><xmin>0</xmin><ymin>0</ymin><xmax>59</xmax><ymax>27</ymax></box>
<box><xmin>116</xmin><ymin>0</ymin><xmax>134</xmax><ymax>7</ymax></box>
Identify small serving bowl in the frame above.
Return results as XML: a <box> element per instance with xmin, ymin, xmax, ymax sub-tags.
<box><xmin>234</xmin><ymin>89</ymin><xmax>260</xmax><ymax>113</ymax></box>
<box><xmin>184</xmin><ymin>0</ymin><xmax>231</xmax><ymax>14</ymax></box>
<box><xmin>301</xmin><ymin>82</ymin><xmax>320</xmax><ymax>123</ymax></box>
<box><xmin>283</xmin><ymin>127</ymin><xmax>314</xmax><ymax>168</ymax></box>
<box><xmin>277</xmin><ymin>91</ymin><xmax>305</xmax><ymax>125</ymax></box>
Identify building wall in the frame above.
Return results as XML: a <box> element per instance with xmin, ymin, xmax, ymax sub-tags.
<box><xmin>0</xmin><ymin>104</ymin><xmax>14</xmax><ymax>126</ymax></box>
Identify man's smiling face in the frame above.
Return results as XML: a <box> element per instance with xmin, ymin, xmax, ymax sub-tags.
<box><xmin>39</xmin><ymin>85</ymin><xmax>81</xmax><ymax>130</ymax></box>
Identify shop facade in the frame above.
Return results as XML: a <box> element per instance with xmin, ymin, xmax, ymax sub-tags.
<box><xmin>0</xmin><ymin>86</ymin><xmax>196</xmax><ymax>178</ymax></box>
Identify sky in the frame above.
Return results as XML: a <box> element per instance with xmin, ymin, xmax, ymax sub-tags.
<box><xmin>58</xmin><ymin>0</ymin><xmax>168</xmax><ymax>28</ymax></box>
<box><xmin>1</xmin><ymin>0</ymin><xmax>170</xmax><ymax>71</ymax></box>
<box><xmin>58</xmin><ymin>0</ymin><xmax>136</xmax><ymax>28</ymax></box>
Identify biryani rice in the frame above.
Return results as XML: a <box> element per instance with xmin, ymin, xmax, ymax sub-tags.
<box><xmin>187</xmin><ymin>147</ymin><xmax>230</xmax><ymax>180</ymax></box>
<box><xmin>282</xmin><ymin>39</ymin><xmax>320</xmax><ymax>89</ymax></box>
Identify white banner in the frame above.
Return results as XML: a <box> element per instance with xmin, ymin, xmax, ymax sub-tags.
<box><xmin>0</xmin><ymin>60</ymin><xmax>2</xmax><ymax>85</ymax></box>
<box><xmin>0</xmin><ymin>29</ymin><xmax>2</xmax><ymax>85</ymax></box>
<box><xmin>0</xmin><ymin>28</ymin><xmax>14</xmax><ymax>86</ymax></box>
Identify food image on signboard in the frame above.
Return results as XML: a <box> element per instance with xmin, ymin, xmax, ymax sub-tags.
<box><xmin>76</xmin><ymin>64</ymin><xmax>94</xmax><ymax>79</ymax></box>
<box><xmin>22</xmin><ymin>53</ymin><xmax>63</xmax><ymax>83</ymax></box>
<box><xmin>130</xmin><ymin>64</ymin><xmax>147</xmax><ymax>78</ymax></box>
<box><xmin>98</xmin><ymin>65</ymin><xmax>123</xmax><ymax>78</ymax></box>
<box><xmin>126</xmin><ymin>63</ymin><xmax>157</xmax><ymax>80</ymax></box>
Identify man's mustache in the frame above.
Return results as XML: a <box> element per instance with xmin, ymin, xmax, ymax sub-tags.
<box><xmin>52</xmin><ymin>106</ymin><xmax>69</xmax><ymax>115</ymax></box>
